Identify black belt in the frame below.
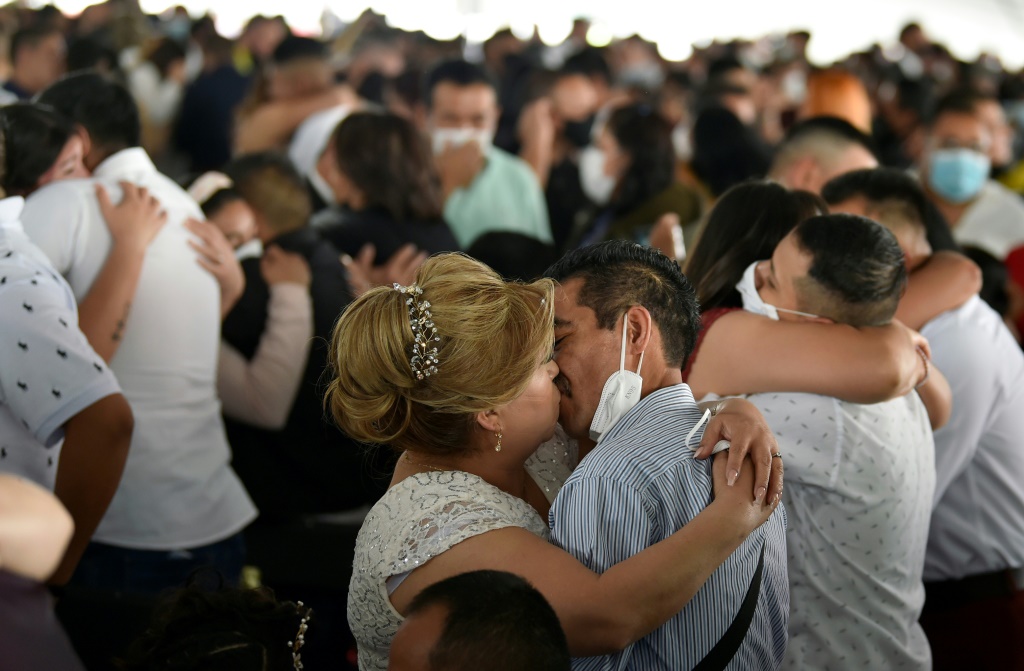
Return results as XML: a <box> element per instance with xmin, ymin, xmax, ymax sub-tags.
<box><xmin>924</xmin><ymin>568</ymin><xmax>1024</xmax><ymax>611</ymax></box>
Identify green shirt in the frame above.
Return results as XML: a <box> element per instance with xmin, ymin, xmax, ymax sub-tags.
<box><xmin>444</xmin><ymin>147</ymin><xmax>552</xmax><ymax>248</ymax></box>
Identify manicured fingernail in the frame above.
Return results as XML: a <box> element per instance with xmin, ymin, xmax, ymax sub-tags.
<box><xmin>756</xmin><ymin>486</ymin><xmax>767</xmax><ymax>502</ymax></box>
<box><xmin>727</xmin><ymin>469</ymin><xmax>739</xmax><ymax>486</ymax></box>
<box><xmin>772</xmin><ymin>494</ymin><xmax>781</xmax><ymax>506</ymax></box>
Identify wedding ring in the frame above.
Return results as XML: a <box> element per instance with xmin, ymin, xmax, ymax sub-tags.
<box><xmin>771</xmin><ymin>452</ymin><xmax>783</xmax><ymax>459</ymax></box>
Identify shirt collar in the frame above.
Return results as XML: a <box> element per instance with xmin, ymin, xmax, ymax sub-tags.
<box><xmin>93</xmin><ymin>147</ymin><xmax>157</xmax><ymax>179</ymax></box>
<box><xmin>0</xmin><ymin>196</ymin><xmax>26</xmax><ymax>232</ymax></box>
<box><xmin>599</xmin><ymin>383</ymin><xmax>701</xmax><ymax>446</ymax></box>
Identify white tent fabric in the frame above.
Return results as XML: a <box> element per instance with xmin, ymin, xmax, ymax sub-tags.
<box><xmin>36</xmin><ymin>0</ymin><xmax>1024</xmax><ymax>67</ymax></box>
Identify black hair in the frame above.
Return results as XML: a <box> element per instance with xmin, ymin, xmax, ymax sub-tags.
<box><xmin>9</xmin><ymin>24</ymin><xmax>62</xmax><ymax>63</ymax></box>
<box><xmin>37</xmin><ymin>72</ymin><xmax>140</xmax><ymax>157</ymax></box>
<box><xmin>686</xmin><ymin>180</ymin><xmax>826</xmax><ymax>310</ymax></box>
<box><xmin>605</xmin><ymin>103</ymin><xmax>676</xmax><ymax>214</ymax></box>
<box><xmin>691</xmin><ymin>107</ymin><xmax>771</xmax><ymax>198</ymax></box>
<box><xmin>404</xmin><ymin>571</ymin><xmax>569</xmax><ymax>671</ymax></box>
<box><xmin>66</xmin><ymin>37</ymin><xmax>119</xmax><ymax>75</ymax></box>
<box><xmin>563</xmin><ymin>48</ymin><xmax>613</xmax><ymax>86</ymax></box>
<box><xmin>927</xmin><ymin>89</ymin><xmax>990</xmax><ymax>127</ymax></box>
<box><xmin>270</xmin><ymin>36</ymin><xmax>327</xmax><ymax>65</ymax></box>
<box><xmin>544</xmin><ymin>240</ymin><xmax>700</xmax><ymax>367</ymax></box>
<box><xmin>780</xmin><ymin>115</ymin><xmax>877</xmax><ymax>157</ymax></box>
<box><xmin>792</xmin><ymin>214</ymin><xmax>907</xmax><ymax>327</ymax></box>
<box><xmin>821</xmin><ymin>167</ymin><xmax>960</xmax><ymax>252</ymax></box>
<box><xmin>466</xmin><ymin>232</ymin><xmax>558</xmax><ymax>282</ymax></box>
<box><xmin>146</xmin><ymin>37</ymin><xmax>187</xmax><ymax>79</ymax></box>
<box><xmin>117</xmin><ymin>585</ymin><xmax>311</xmax><ymax>671</ymax></box>
<box><xmin>329</xmin><ymin>110</ymin><xmax>444</xmax><ymax>222</ymax></box>
<box><xmin>424</xmin><ymin>60</ymin><xmax>497</xmax><ymax>108</ymax></box>
<box><xmin>893</xmin><ymin>77</ymin><xmax>937</xmax><ymax>119</ymax></box>
<box><xmin>0</xmin><ymin>102</ymin><xmax>75</xmax><ymax>196</ymax></box>
<box><xmin>706</xmin><ymin>56</ymin><xmax>747</xmax><ymax>82</ymax></box>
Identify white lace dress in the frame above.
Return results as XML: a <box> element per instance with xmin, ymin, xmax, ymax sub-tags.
<box><xmin>348</xmin><ymin>430</ymin><xmax>576</xmax><ymax>671</ymax></box>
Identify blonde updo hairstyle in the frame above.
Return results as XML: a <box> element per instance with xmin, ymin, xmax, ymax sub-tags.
<box><xmin>327</xmin><ymin>253</ymin><xmax>555</xmax><ymax>456</ymax></box>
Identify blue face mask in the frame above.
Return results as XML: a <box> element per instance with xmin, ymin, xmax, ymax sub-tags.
<box><xmin>927</xmin><ymin>148</ymin><xmax>991</xmax><ymax>204</ymax></box>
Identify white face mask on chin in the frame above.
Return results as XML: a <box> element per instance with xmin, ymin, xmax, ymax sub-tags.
<box><xmin>589</xmin><ymin>316</ymin><xmax>645</xmax><ymax>443</ymax></box>
<box><xmin>579</xmin><ymin>145</ymin><xmax>616</xmax><ymax>205</ymax></box>
<box><xmin>431</xmin><ymin>127</ymin><xmax>493</xmax><ymax>156</ymax></box>
<box><xmin>735</xmin><ymin>261</ymin><xmax>820</xmax><ymax>321</ymax></box>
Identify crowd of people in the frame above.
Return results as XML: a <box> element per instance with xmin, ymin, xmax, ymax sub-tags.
<box><xmin>1</xmin><ymin>2</ymin><xmax>1023</xmax><ymax>669</ymax></box>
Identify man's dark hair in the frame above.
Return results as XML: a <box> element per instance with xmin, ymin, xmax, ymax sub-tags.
<box><xmin>424</xmin><ymin>60</ymin><xmax>497</xmax><ymax>109</ymax></box>
<box><xmin>271</xmin><ymin>36</ymin><xmax>327</xmax><ymax>65</ymax></box>
<box><xmin>926</xmin><ymin>88</ymin><xmax>991</xmax><ymax>127</ymax></box>
<box><xmin>792</xmin><ymin>214</ymin><xmax>907</xmax><ymax>327</ymax></box>
<box><xmin>66</xmin><ymin>37</ymin><xmax>118</xmax><ymax>75</ymax></box>
<box><xmin>691</xmin><ymin>106</ymin><xmax>771</xmax><ymax>198</ymax></box>
<box><xmin>706</xmin><ymin>56</ymin><xmax>747</xmax><ymax>82</ymax></box>
<box><xmin>687</xmin><ymin>180</ymin><xmax>826</xmax><ymax>311</ymax></box>
<box><xmin>821</xmin><ymin>167</ymin><xmax>960</xmax><ymax>252</ymax></box>
<box><xmin>9</xmin><ymin>25</ymin><xmax>61</xmax><ymax>64</ymax></box>
<box><xmin>545</xmin><ymin>240</ymin><xmax>700</xmax><ymax>367</ymax></box>
<box><xmin>0</xmin><ymin>102</ymin><xmax>75</xmax><ymax>196</ymax></box>
<box><xmin>36</xmin><ymin>72</ymin><xmax>140</xmax><ymax>156</ymax></box>
<box><xmin>405</xmin><ymin>570</ymin><xmax>569</xmax><ymax>671</ymax></box>
<box><xmin>563</xmin><ymin>48</ymin><xmax>612</xmax><ymax>86</ymax></box>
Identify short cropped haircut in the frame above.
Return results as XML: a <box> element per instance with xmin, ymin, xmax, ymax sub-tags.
<box><xmin>792</xmin><ymin>214</ymin><xmax>907</xmax><ymax>327</ymax></box>
<box><xmin>406</xmin><ymin>571</ymin><xmax>570</xmax><ymax>671</ymax></box>
<box><xmin>821</xmin><ymin>167</ymin><xmax>960</xmax><ymax>252</ymax></box>
<box><xmin>769</xmin><ymin>115</ymin><xmax>876</xmax><ymax>177</ymax></box>
<box><xmin>37</xmin><ymin>72</ymin><xmax>140</xmax><ymax>154</ymax></box>
<box><xmin>544</xmin><ymin>240</ymin><xmax>701</xmax><ymax>368</ymax></box>
<box><xmin>0</xmin><ymin>102</ymin><xmax>75</xmax><ymax>195</ymax></box>
<box><xmin>424</xmin><ymin>60</ymin><xmax>497</xmax><ymax>109</ymax></box>
<box><xmin>927</xmin><ymin>88</ymin><xmax>992</xmax><ymax>127</ymax></box>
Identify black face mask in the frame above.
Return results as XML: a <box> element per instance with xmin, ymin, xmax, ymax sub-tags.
<box><xmin>563</xmin><ymin>115</ymin><xmax>596</xmax><ymax>149</ymax></box>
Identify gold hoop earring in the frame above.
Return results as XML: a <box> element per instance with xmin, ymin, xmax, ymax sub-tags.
<box><xmin>495</xmin><ymin>431</ymin><xmax>503</xmax><ymax>452</ymax></box>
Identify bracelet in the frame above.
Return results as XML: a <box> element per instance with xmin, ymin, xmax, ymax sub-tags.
<box><xmin>915</xmin><ymin>347</ymin><xmax>930</xmax><ymax>389</ymax></box>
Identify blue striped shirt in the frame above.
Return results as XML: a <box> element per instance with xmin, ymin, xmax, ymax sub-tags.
<box><xmin>549</xmin><ymin>384</ymin><xmax>789</xmax><ymax>670</ymax></box>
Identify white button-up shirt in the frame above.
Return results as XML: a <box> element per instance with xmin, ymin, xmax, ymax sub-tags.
<box><xmin>749</xmin><ymin>391</ymin><xmax>935</xmax><ymax>670</ymax></box>
<box><xmin>0</xmin><ymin>196</ymin><xmax>122</xmax><ymax>489</ymax></box>
<box><xmin>954</xmin><ymin>180</ymin><xmax>1024</xmax><ymax>259</ymax></box>
<box><xmin>21</xmin><ymin>148</ymin><xmax>256</xmax><ymax>550</ymax></box>
<box><xmin>922</xmin><ymin>296</ymin><xmax>1024</xmax><ymax>581</ymax></box>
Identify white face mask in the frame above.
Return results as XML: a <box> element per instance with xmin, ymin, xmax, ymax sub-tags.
<box><xmin>672</xmin><ymin>123</ymin><xmax>692</xmax><ymax>163</ymax></box>
<box><xmin>431</xmin><ymin>127</ymin><xmax>493</xmax><ymax>156</ymax></box>
<box><xmin>735</xmin><ymin>261</ymin><xmax>820</xmax><ymax>321</ymax></box>
<box><xmin>589</xmin><ymin>316</ymin><xmax>645</xmax><ymax>443</ymax></box>
<box><xmin>579</xmin><ymin>145</ymin><xmax>616</xmax><ymax>205</ymax></box>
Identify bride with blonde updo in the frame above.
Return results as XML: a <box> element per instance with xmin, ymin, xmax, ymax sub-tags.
<box><xmin>329</xmin><ymin>253</ymin><xmax>777</xmax><ymax>670</ymax></box>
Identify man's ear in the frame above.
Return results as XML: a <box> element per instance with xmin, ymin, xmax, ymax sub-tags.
<box><xmin>623</xmin><ymin>305</ymin><xmax>653</xmax><ymax>357</ymax></box>
<box><xmin>74</xmin><ymin>125</ymin><xmax>98</xmax><ymax>172</ymax></box>
<box><xmin>788</xmin><ymin>156</ymin><xmax>821</xmax><ymax>192</ymax></box>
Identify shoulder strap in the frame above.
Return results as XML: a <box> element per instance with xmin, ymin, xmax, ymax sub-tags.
<box><xmin>692</xmin><ymin>539</ymin><xmax>767</xmax><ymax>671</ymax></box>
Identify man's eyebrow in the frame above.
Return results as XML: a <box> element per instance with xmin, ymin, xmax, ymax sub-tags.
<box><xmin>554</xmin><ymin>317</ymin><xmax>572</xmax><ymax>328</ymax></box>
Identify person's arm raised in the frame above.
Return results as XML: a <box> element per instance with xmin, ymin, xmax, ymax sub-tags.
<box><xmin>388</xmin><ymin>459</ymin><xmax>776</xmax><ymax>656</ymax></box>
<box><xmin>76</xmin><ymin>183</ymin><xmax>167</xmax><ymax>362</ymax></box>
<box><xmin>912</xmin><ymin>348</ymin><xmax>953</xmax><ymax>430</ymax></box>
<box><xmin>234</xmin><ymin>88</ymin><xmax>356</xmax><ymax>154</ymax></box>
<box><xmin>896</xmin><ymin>251</ymin><xmax>982</xmax><ymax>330</ymax></box>
<box><xmin>688</xmin><ymin>310</ymin><xmax>928</xmax><ymax>403</ymax></box>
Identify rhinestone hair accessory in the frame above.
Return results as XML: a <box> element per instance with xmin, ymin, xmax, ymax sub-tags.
<box><xmin>394</xmin><ymin>283</ymin><xmax>441</xmax><ymax>380</ymax></box>
<box><xmin>289</xmin><ymin>601</ymin><xmax>311</xmax><ymax>670</ymax></box>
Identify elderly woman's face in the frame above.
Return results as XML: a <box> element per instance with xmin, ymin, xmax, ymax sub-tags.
<box><xmin>36</xmin><ymin>134</ymin><xmax>89</xmax><ymax>189</ymax></box>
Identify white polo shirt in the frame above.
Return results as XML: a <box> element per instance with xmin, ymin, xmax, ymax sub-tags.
<box><xmin>921</xmin><ymin>296</ymin><xmax>1024</xmax><ymax>580</ymax></box>
<box><xmin>954</xmin><ymin>180</ymin><xmax>1024</xmax><ymax>259</ymax></box>
<box><xmin>749</xmin><ymin>391</ymin><xmax>935</xmax><ymax>670</ymax></box>
<box><xmin>0</xmin><ymin>196</ymin><xmax>122</xmax><ymax>489</ymax></box>
<box><xmin>21</xmin><ymin>148</ymin><xmax>257</xmax><ymax>550</ymax></box>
